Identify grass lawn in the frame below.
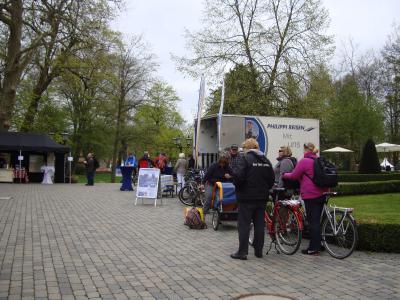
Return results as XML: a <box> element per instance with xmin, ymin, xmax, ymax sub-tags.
<box><xmin>331</xmin><ymin>193</ymin><xmax>400</xmax><ymax>224</ymax></box>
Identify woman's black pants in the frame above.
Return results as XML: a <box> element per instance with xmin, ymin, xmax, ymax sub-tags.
<box><xmin>304</xmin><ymin>196</ymin><xmax>325</xmax><ymax>251</ymax></box>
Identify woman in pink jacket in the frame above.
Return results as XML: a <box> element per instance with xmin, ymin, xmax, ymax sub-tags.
<box><xmin>282</xmin><ymin>142</ymin><xmax>328</xmax><ymax>255</ymax></box>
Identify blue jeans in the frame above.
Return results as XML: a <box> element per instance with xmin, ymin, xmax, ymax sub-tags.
<box><xmin>86</xmin><ymin>171</ymin><xmax>95</xmax><ymax>185</ymax></box>
<box><xmin>202</xmin><ymin>183</ymin><xmax>214</xmax><ymax>214</ymax></box>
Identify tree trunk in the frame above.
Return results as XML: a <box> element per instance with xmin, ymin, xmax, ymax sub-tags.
<box><xmin>20</xmin><ymin>69</ymin><xmax>54</xmax><ymax>131</ymax></box>
<box><xmin>0</xmin><ymin>0</ymin><xmax>23</xmax><ymax>131</ymax></box>
<box><xmin>111</xmin><ymin>97</ymin><xmax>123</xmax><ymax>183</ymax></box>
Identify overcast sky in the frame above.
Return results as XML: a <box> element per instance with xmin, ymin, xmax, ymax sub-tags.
<box><xmin>111</xmin><ymin>0</ymin><xmax>400</xmax><ymax>123</ymax></box>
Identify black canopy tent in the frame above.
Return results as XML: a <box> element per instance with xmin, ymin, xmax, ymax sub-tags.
<box><xmin>0</xmin><ymin>132</ymin><xmax>70</xmax><ymax>183</ymax></box>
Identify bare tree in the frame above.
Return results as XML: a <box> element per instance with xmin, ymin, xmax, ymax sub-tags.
<box><xmin>382</xmin><ymin>25</ymin><xmax>400</xmax><ymax>148</ymax></box>
<box><xmin>175</xmin><ymin>0</ymin><xmax>333</xmax><ymax>114</ymax></box>
<box><xmin>110</xmin><ymin>37</ymin><xmax>156</xmax><ymax>182</ymax></box>
<box><xmin>337</xmin><ymin>39</ymin><xmax>384</xmax><ymax>103</ymax></box>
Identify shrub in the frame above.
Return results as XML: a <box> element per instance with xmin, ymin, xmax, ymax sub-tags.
<box><xmin>357</xmin><ymin>223</ymin><xmax>400</xmax><ymax>253</ymax></box>
<box><xmin>359</xmin><ymin>139</ymin><xmax>381</xmax><ymax>174</ymax></box>
<box><xmin>334</xmin><ymin>180</ymin><xmax>400</xmax><ymax>195</ymax></box>
<box><xmin>339</xmin><ymin>173</ymin><xmax>400</xmax><ymax>182</ymax></box>
<box><xmin>74</xmin><ymin>163</ymin><xmax>86</xmax><ymax>175</ymax></box>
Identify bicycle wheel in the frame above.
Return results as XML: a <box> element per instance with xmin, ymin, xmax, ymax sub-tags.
<box><xmin>194</xmin><ymin>191</ymin><xmax>205</xmax><ymax>207</ymax></box>
<box><xmin>248</xmin><ymin>223</ymin><xmax>254</xmax><ymax>246</ymax></box>
<box><xmin>274</xmin><ymin>207</ymin><xmax>302</xmax><ymax>255</ymax></box>
<box><xmin>212</xmin><ymin>211</ymin><xmax>220</xmax><ymax>231</ymax></box>
<box><xmin>178</xmin><ymin>185</ymin><xmax>196</xmax><ymax>206</ymax></box>
<box><xmin>321</xmin><ymin>213</ymin><xmax>357</xmax><ymax>259</ymax></box>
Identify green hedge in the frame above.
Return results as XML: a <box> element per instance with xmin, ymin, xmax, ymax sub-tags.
<box><xmin>339</xmin><ymin>172</ymin><xmax>400</xmax><ymax>182</ymax></box>
<box><xmin>334</xmin><ymin>180</ymin><xmax>400</xmax><ymax>195</ymax></box>
<box><xmin>357</xmin><ymin>223</ymin><xmax>400</xmax><ymax>253</ymax></box>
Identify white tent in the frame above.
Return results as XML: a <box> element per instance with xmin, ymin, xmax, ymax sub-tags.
<box><xmin>375</xmin><ymin>142</ymin><xmax>400</xmax><ymax>152</ymax></box>
<box><xmin>323</xmin><ymin>147</ymin><xmax>353</xmax><ymax>153</ymax></box>
<box><xmin>381</xmin><ymin>158</ymin><xmax>394</xmax><ymax>170</ymax></box>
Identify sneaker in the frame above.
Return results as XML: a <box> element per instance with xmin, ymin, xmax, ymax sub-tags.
<box><xmin>301</xmin><ymin>249</ymin><xmax>320</xmax><ymax>256</ymax></box>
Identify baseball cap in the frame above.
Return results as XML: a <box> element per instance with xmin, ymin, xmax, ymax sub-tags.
<box><xmin>231</xmin><ymin>144</ymin><xmax>239</xmax><ymax>150</ymax></box>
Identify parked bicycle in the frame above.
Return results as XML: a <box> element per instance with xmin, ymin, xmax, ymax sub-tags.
<box><xmin>249</xmin><ymin>187</ymin><xmax>304</xmax><ymax>255</ymax></box>
<box><xmin>178</xmin><ymin>169</ymin><xmax>206</xmax><ymax>206</ymax></box>
<box><xmin>178</xmin><ymin>180</ymin><xmax>205</xmax><ymax>206</ymax></box>
<box><xmin>318</xmin><ymin>192</ymin><xmax>358</xmax><ymax>259</ymax></box>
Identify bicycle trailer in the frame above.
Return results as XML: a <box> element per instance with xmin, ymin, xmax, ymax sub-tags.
<box><xmin>211</xmin><ymin>182</ymin><xmax>238</xmax><ymax>230</ymax></box>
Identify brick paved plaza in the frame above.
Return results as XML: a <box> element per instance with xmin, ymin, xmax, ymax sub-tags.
<box><xmin>0</xmin><ymin>183</ymin><xmax>399</xmax><ymax>300</ymax></box>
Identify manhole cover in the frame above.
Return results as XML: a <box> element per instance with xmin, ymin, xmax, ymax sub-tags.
<box><xmin>233</xmin><ymin>294</ymin><xmax>298</xmax><ymax>300</ymax></box>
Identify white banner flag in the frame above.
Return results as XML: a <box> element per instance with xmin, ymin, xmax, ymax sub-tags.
<box><xmin>217</xmin><ymin>77</ymin><xmax>225</xmax><ymax>151</ymax></box>
<box><xmin>195</xmin><ymin>75</ymin><xmax>206</xmax><ymax>168</ymax></box>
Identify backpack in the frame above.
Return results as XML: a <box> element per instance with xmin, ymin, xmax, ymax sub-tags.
<box><xmin>307</xmin><ymin>156</ymin><xmax>338</xmax><ymax>188</ymax></box>
<box><xmin>184</xmin><ymin>208</ymin><xmax>207</xmax><ymax>229</ymax></box>
<box><xmin>282</xmin><ymin>157</ymin><xmax>300</xmax><ymax>190</ymax></box>
<box><xmin>93</xmin><ymin>158</ymin><xmax>100</xmax><ymax>169</ymax></box>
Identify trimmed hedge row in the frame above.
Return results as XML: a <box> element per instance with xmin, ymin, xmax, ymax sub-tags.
<box><xmin>334</xmin><ymin>180</ymin><xmax>400</xmax><ymax>195</ymax></box>
<box><xmin>339</xmin><ymin>172</ymin><xmax>400</xmax><ymax>182</ymax></box>
<box><xmin>357</xmin><ymin>223</ymin><xmax>400</xmax><ymax>253</ymax></box>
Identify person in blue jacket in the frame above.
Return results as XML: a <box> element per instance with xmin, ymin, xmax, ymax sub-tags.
<box><xmin>125</xmin><ymin>153</ymin><xmax>137</xmax><ymax>167</ymax></box>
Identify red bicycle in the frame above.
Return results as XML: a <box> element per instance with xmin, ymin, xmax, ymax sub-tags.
<box><xmin>249</xmin><ymin>187</ymin><xmax>304</xmax><ymax>255</ymax></box>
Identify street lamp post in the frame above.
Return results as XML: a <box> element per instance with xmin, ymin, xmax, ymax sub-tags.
<box><xmin>172</xmin><ymin>136</ymin><xmax>193</xmax><ymax>153</ymax></box>
<box><xmin>172</xmin><ymin>137</ymin><xmax>183</xmax><ymax>152</ymax></box>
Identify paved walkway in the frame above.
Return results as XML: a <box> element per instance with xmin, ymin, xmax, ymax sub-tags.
<box><xmin>0</xmin><ymin>183</ymin><xmax>399</xmax><ymax>300</ymax></box>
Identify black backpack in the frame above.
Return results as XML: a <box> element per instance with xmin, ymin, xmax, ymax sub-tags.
<box><xmin>307</xmin><ymin>156</ymin><xmax>338</xmax><ymax>188</ymax></box>
<box><xmin>93</xmin><ymin>158</ymin><xmax>100</xmax><ymax>169</ymax></box>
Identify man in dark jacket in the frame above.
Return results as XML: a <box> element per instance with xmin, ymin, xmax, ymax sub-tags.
<box><xmin>84</xmin><ymin>153</ymin><xmax>96</xmax><ymax>186</ymax></box>
<box><xmin>231</xmin><ymin>138</ymin><xmax>275</xmax><ymax>260</ymax></box>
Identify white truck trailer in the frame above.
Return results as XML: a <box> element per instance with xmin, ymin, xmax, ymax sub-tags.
<box><xmin>196</xmin><ymin>114</ymin><xmax>319</xmax><ymax>168</ymax></box>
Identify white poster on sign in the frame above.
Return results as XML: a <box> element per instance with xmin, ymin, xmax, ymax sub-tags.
<box><xmin>136</xmin><ymin>168</ymin><xmax>160</xmax><ymax>199</ymax></box>
<box><xmin>115</xmin><ymin>166</ymin><xmax>122</xmax><ymax>177</ymax></box>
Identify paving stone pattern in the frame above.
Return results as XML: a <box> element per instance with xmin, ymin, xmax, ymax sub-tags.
<box><xmin>0</xmin><ymin>184</ymin><xmax>399</xmax><ymax>300</ymax></box>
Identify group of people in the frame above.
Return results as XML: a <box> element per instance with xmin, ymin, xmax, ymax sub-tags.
<box><xmin>83</xmin><ymin>150</ymin><xmax>198</xmax><ymax>190</ymax></box>
<box><xmin>199</xmin><ymin>139</ymin><xmax>328</xmax><ymax>260</ymax></box>
<box><xmin>84</xmin><ymin>140</ymin><xmax>327</xmax><ymax>259</ymax></box>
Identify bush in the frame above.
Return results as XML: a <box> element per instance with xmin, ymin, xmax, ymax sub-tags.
<box><xmin>339</xmin><ymin>173</ymin><xmax>400</xmax><ymax>182</ymax></box>
<box><xmin>74</xmin><ymin>163</ymin><xmax>86</xmax><ymax>175</ymax></box>
<box><xmin>334</xmin><ymin>180</ymin><xmax>400</xmax><ymax>195</ymax></box>
<box><xmin>65</xmin><ymin>176</ymin><xmax>79</xmax><ymax>183</ymax></box>
<box><xmin>359</xmin><ymin>139</ymin><xmax>381</xmax><ymax>173</ymax></box>
<box><xmin>357</xmin><ymin>223</ymin><xmax>400</xmax><ymax>253</ymax></box>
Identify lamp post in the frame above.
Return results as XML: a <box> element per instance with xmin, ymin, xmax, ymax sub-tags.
<box><xmin>172</xmin><ymin>137</ymin><xmax>183</xmax><ymax>152</ymax></box>
<box><xmin>172</xmin><ymin>136</ymin><xmax>193</xmax><ymax>153</ymax></box>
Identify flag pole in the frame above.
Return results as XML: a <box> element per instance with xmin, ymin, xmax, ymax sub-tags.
<box><xmin>195</xmin><ymin>75</ymin><xmax>205</xmax><ymax>169</ymax></box>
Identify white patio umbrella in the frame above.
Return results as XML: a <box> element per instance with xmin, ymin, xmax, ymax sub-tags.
<box><xmin>375</xmin><ymin>142</ymin><xmax>400</xmax><ymax>152</ymax></box>
<box><xmin>323</xmin><ymin>146</ymin><xmax>354</xmax><ymax>153</ymax></box>
<box><xmin>322</xmin><ymin>147</ymin><xmax>354</xmax><ymax>170</ymax></box>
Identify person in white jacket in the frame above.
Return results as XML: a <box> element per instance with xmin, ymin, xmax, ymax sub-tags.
<box><xmin>175</xmin><ymin>153</ymin><xmax>187</xmax><ymax>192</ymax></box>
